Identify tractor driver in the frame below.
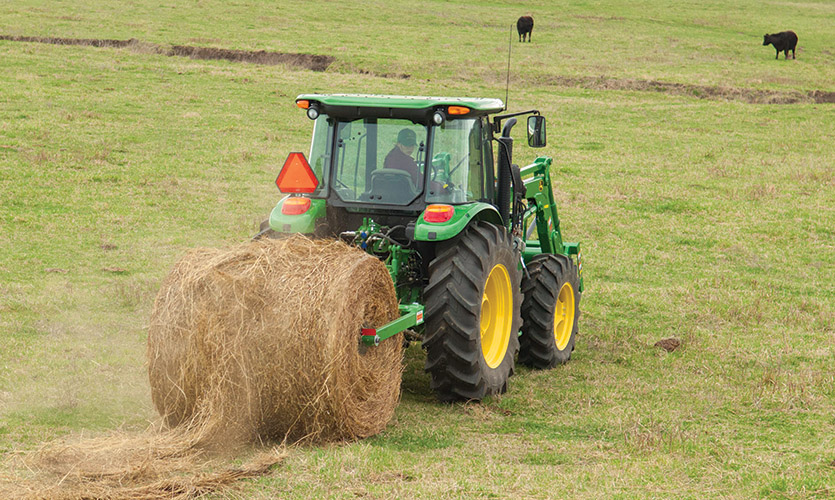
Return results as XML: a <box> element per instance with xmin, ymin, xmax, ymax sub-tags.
<box><xmin>384</xmin><ymin>128</ymin><xmax>422</xmax><ymax>187</ymax></box>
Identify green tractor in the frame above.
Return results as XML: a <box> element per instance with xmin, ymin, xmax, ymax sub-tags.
<box><xmin>263</xmin><ymin>94</ymin><xmax>583</xmax><ymax>402</ymax></box>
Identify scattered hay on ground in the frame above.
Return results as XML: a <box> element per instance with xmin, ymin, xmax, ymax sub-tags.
<box><xmin>0</xmin><ymin>430</ymin><xmax>286</xmax><ymax>500</ymax></box>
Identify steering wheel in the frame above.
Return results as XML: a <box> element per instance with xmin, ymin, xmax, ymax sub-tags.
<box><xmin>430</xmin><ymin>152</ymin><xmax>452</xmax><ymax>187</ymax></box>
<box><xmin>448</xmin><ymin>153</ymin><xmax>469</xmax><ymax>178</ymax></box>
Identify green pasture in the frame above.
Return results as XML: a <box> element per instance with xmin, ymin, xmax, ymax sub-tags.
<box><xmin>1</xmin><ymin>0</ymin><xmax>834</xmax><ymax>498</ymax></box>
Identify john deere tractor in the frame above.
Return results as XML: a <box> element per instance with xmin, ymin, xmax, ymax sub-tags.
<box><xmin>263</xmin><ymin>94</ymin><xmax>583</xmax><ymax>402</ymax></box>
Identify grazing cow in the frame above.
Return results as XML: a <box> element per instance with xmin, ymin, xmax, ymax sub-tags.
<box><xmin>763</xmin><ymin>31</ymin><xmax>798</xmax><ymax>59</ymax></box>
<box><xmin>517</xmin><ymin>16</ymin><xmax>533</xmax><ymax>42</ymax></box>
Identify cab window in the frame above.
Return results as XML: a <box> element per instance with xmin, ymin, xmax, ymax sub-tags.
<box><xmin>426</xmin><ymin>118</ymin><xmax>484</xmax><ymax>204</ymax></box>
<box><xmin>332</xmin><ymin>118</ymin><xmax>427</xmax><ymax>206</ymax></box>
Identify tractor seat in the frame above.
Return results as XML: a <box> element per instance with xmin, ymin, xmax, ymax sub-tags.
<box><xmin>364</xmin><ymin>168</ymin><xmax>417</xmax><ymax>203</ymax></box>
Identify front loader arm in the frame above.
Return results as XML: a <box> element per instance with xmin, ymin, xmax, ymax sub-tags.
<box><xmin>518</xmin><ymin>157</ymin><xmax>584</xmax><ymax>292</ymax></box>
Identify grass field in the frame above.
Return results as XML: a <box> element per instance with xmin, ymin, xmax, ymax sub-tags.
<box><xmin>1</xmin><ymin>0</ymin><xmax>834</xmax><ymax>498</ymax></box>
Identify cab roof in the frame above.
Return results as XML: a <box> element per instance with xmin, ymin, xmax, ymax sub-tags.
<box><xmin>296</xmin><ymin>93</ymin><xmax>505</xmax><ymax>120</ymax></box>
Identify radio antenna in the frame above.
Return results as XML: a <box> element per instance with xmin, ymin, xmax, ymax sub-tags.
<box><xmin>504</xmin><ymin>24</ymin><xmax>512</xmax><ymax>111</ymax></box>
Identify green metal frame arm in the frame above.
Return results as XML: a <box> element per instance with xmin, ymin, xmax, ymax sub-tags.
<box><xmin>361</xmin><ymin>303</ymin><xmax>425</xmax><ymax>346</ymax></box>
<box><xmin>517</xmin><ymin>157</ymin><xmax>564</xmax><ymax>255</ymax></box>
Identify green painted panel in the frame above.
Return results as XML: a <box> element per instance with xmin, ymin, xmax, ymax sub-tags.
<box><xmin>296</xmin><ymin>94</ymin><xmax>504</xmax><ymax>114</ymax></box>
<box><xmin>413</xmin><ymin>202</ymin><xmax>502</xmax><ymax>242</ymax></box>
<box><xmin>268</xmin><ymin>197</ymin><xmax>326</xmax><ymax>234</ymax></box>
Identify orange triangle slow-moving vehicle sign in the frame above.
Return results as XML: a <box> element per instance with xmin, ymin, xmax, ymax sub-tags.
<box><xmin>276</xmin><ymin>152</ymin><xmax>319</xmax><ymax>193</ymax></box>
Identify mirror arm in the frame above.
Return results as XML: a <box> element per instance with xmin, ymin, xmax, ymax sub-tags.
<box><xmin>492</xmin><ymin>109</ymin><xmax>540</xmax><ymax>134</ymax></box>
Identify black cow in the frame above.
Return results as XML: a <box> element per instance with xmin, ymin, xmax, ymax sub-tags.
<box><xmin>763</xmin><ymin>31</ymin><xmax>798</xmax><ymax>59</ymax></box>
<box><xmin>517</xmin><ymin>16</ymin><xmax>533</xmax><ymax>42</ymax></box>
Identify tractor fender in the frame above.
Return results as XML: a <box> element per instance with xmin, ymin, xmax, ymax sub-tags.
<box><xmin>268</xmin><ymin>196</ymin><xmax>327</xmax><ymax>234</ymax></box>
<box><xmin>413</xmin><ymin>202</ymin><xmax>503</xmax><ymax>242</ymax></box>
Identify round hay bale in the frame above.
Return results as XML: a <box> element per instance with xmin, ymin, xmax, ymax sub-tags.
<box><xmin>147</xmin><ymin>236</ymin><xmax>403</xmax><ymax>443</ymax></box>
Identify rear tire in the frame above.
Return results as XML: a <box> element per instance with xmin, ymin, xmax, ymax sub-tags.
<box><xmin>423</xmin><ymin>222</ymin><xmax>522</xmax><ymax>402</ymax></box>
<box><xmin>519</xmin><ymin>254</ymin><xmax>580</xmax><ymax>369</ymax></box>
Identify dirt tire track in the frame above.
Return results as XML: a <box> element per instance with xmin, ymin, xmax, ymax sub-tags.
<box><xmin>0</xmin><ymin>35</ymin><xmax>139</xmax><ymax>48</ymax></box>
<box><xmin>0</xmin><ymin>35</ymin><xmax>334</xmax><ymax>71</ymax></box>
<box><xmin>167</xmin><ymin>45</ymin><xmax>333</xmax><ymax>71</ymax></box>
<box><xmin>545</xmin><ymin>75</ymin><xmax>835</xmax><ymax>104</ymax></box>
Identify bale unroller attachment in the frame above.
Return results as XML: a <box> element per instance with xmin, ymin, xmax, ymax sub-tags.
<box><xmin>147</xmin><ymin>236</ymin><xmax>403</xmax><ymax>443</ymax></box>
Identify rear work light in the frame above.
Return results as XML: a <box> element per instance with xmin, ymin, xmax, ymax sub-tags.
<box><xmin>276</xmin><ymin>152</ymin><xmax>319</xmax><ymax>193</ymax></box>
<box><xmin>281</xmin><ymin>197</ymin><xmax>311</xmax><ymax>215</ymax></box>
<box><xmin>423</xmin><ymin>204</ymin><xmax>454</xmax><ymax>223</ymax></box>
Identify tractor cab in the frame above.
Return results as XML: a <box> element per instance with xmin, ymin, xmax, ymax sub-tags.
<box><xmin>269</xmin><ymin>94</ymin><xmax>515</xmax><ymax>236</ymax></box>
<box><xmin>314</xmin><ymin>110</ymin><xmax>491</xmax><ymax>209</ymax></box>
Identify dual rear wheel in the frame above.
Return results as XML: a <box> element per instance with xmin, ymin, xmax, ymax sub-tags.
<box><xmin>423</xmin><ymin>222</ymin><xmax>580</xmax><ymax>402</ymax></box>
<box><xmin>519</xmin><ymin>254</ymin><xmax>581</xmax><ymax>369</ymax></box>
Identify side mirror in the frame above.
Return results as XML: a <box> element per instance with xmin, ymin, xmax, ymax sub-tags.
<box><xmin>527</xmin><ymin>115</ymin><xmax>547</xmax><ymax>148</ymax></box>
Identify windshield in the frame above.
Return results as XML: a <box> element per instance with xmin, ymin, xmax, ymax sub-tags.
<box><xmin>426</xmin><ymin>118</ymin><xmax>484</xmax><ymax>204</ymax></box>
<box><xmin>332</xmin><ymin>118</ymin><xmax>427</xmax><ymax>206</ymax></box>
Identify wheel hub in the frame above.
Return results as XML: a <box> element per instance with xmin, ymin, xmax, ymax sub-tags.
<box><xmin>480</xmin><ymin>264</ymin><xmax>512</xmax><ymax>368</ymax></box>
<box><xmin>554</xmin><ymin>281</ymin><xmax>575</xmax><ymax>350</ymax></box>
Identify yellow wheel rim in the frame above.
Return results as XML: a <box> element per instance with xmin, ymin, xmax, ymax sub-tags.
<box><xmin>554</xmin><ymin>282</ymin><xmax>576</xmax><ymax>351</ymax></box>
<box><xmin>480</xmin><ymin>264</ymin><xmax>512</xmax><ymax>369</ymax></box>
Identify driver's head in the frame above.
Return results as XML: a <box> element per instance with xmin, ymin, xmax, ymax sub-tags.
<box><xmin>396</xmin><ymin>129</ymin><xmax>417</xmax><ymax>154</ymax></box>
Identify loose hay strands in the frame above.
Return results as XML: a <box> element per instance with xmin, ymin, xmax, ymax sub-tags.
<box><xmin>147</xmin><ymin>235</ymin><xmax>404</xmax><ymax>444</ymax></box>
<box><xmin>2</xmin><ymin>433</ymin><xmax>286</xmax><ymax>500</ymax></box>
